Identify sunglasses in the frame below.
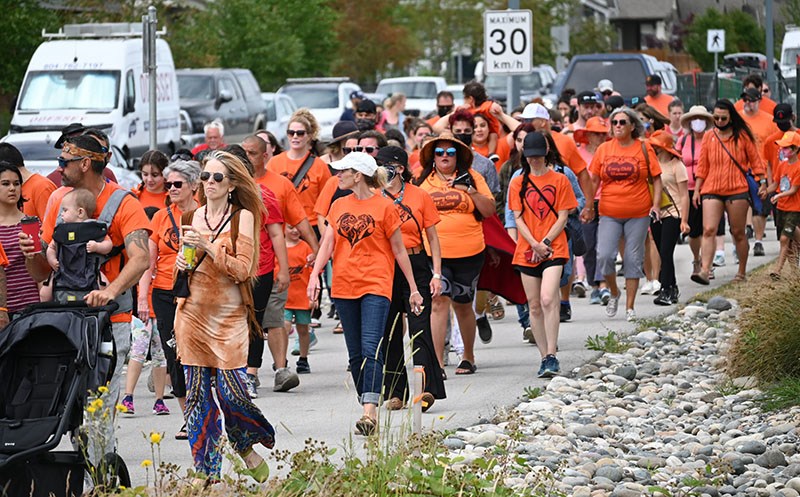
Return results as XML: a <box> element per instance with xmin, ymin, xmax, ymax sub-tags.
<box><xmin>610</xmin><ymin>120</ymin><xmax>629</xmax><ymax>126</ymax></box>
<box><xmin>165</xmin><ymin>181</ymin><xmax>184</xmax><ymax>189</ymax></box>
<box><xmin>57</xmin><ymin>156</ymin><xmax>83</xmax><ymax>169</ymax></box>
<box><xmin>354</xmin><ymin>146</ymin><xmax>378</xmax><ymax>154</ymax></box>
<box><xmin>762</xmin><ymin>88</ymin><xmax>770</xmax><ymax>94</ymax></box>
<box><xmin>713</xmin><ymin>116</ymin><xmax>729</xmax><ymax>122</ymax></box>
<box><xmin>602</xmin><ymin>90</ymin><xmax>613</xmax><ymax>96</ymax></box>
<box><xmin>200</xmin><ymin>171</ymin><xmax>227</xmax><ymax>182</ymax></box>
<box><xmin>287</xmin><ymin>129</ymin><xmax>307</xmax><ymax>137</ymax></box>
<box><xmin>342</xmin><ymin>147</ymin><xmax>355</xmax><ymax>154</ymax></box>
<box><xmin>170</xmin><ymin>153</ymin><xmax>193</xmax><ymax>162</ymax></box>
<box><xmin>434</xmin><ymin>147</ymin><xmax>457</xmax><ymax>157</ymax></box>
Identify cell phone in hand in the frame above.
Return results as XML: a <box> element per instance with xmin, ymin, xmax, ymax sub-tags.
<box><xmin>452</xmin><ymin>172</ymin><xmax>473</xmax><ymax>188</ymax></box>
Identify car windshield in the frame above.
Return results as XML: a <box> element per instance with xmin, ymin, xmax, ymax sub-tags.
<box><xmin>177</xmin><ymin>75</ymin><xmax>215</xmax><ymax>100</ymax></box>
<box><xmin>4</xmin><ymin>140</ymin><xmax>55</xmax><ymax>161</ymax></box>
<box><xmin>264</xmin><ymin>96</ymin><xmax>277</xmax><ymax>121</ymax></box>
<box><xmin>783</xmin><ymin>48</ymin><xmax>800</xmax><ymax>67</ymax></box>
<box><xmin>281</xmin><ymin>87</ymin><xmax>338</xmax><ymax>109</ymax></box>
<box><xmin>18</xmin><ymin>71</ymin><xmax>120</xmax><ymax>111</ymax></box>
<box><xmin>376</xmin><ymin>82</ymin><xmax>437</xmax><ymax>99</ymax></box>
<box><xmin>484</xmin><ymin>72</ymin><xmax>543</xmax><ymax>92</ymax></box>
<box><xmin>564</xmin><ymin>60</ymin><xmax>646</xmax><ymax>98</ymax></box>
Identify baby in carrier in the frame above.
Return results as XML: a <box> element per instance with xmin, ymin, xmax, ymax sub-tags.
<box><xmin>42</xmin><ymin>188</ymin><xmax>113</xmax><ymax>303</ymax></box>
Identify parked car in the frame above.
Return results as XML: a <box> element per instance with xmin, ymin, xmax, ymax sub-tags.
<box><xmin>1</xmin><ymin>131</ymin><xmax>140</xmax><ymax>189</ymax></box>
<box><xmin>277</xmin><ymin>78</ymin><xmax>362</xmax><ymax>142</ymax></box>
<box><xmin>176</xmin><ymin>68</ymin><xmax>268</xmax><ymax>148</ymax></box>
<box><xmin>261</xmin><ymin>92</ymin><xmax>297</xmax><ymax>150</ymax></box>
<box><xmin>484</xmin><ymin>66</ymin><xmax>557</xmax><ymax>108</ymax></box>
<box><xmin>375</xmin><ymin>77</ymin><xmax>448</xmax><ymax>117</ymax></box>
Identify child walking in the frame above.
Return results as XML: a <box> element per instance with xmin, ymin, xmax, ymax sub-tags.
<box><xmin>284</xmin><ymin>224</ymin><xmax>315</xmax><ymax>373</ymax></box>
<box><xmin>769</xmin><ymin>131</ymin><xmax>800</xmax><ymax>278</ymax></box>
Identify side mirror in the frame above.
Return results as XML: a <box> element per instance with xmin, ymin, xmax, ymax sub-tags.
<box><xmin>215</xmin><ymin>90</ymin><xmax>233</xmax><ymax>109</ymax></box>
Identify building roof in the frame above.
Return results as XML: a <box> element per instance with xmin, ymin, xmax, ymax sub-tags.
<box><xmin>611</xmin><ymin>0</ymin><xmax>674</xmax><ymax>21</ymax></box>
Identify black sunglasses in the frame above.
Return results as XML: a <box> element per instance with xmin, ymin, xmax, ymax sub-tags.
<box><xmin>354</xmin><ymin>146</ymin><xmax>378</xmax><ymax>154</ymax></box>
<box><xmin>170</xmin><ymin>153</ymin><xmax>193</xmax><ymax>162</ymax></box>
<box><xmin>57</xmin><ymin>156</ymin><xmax>84</xmax><ymax>169</ymax></box>
<box><xmin>287</xmin><ymin>129</ymin><xmax>307</xmax><ymax>137</ymax></box>
<box><xmin>610</xmin><ymin>119</ymin><xmax>629</xmax><ymax>126</ymax></box>
<box><xmin>200</xmin><ymin>171</ymin><xmax>227</xmax><ymax>182</ymax></box>
<box><xmin>343</xmin><ymin>147</ymin><xmax>355</xmax><ymax>154</ymax></box>
<box><xmin>165</xmin><ymin>181</ymin><xmax>184</xmax><ymax>189</ymax></box>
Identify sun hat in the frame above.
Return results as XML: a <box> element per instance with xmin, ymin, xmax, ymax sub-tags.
<box><xmin>775</xmin><ymin>131</ymin><xmax>800</xmax><ymax>148</ymax></box>
<box><xmin>329</xmin><ymin>151</ymin><xmax>377</xmax><ymax>176</ymax></box>
<box><xmin>329</xmin><ymin>121</ymin><xmax>359</xmax><ymax>145</ymax></box>
<box><xmin>419</xmin><ymin>132</ymin><xmax>473</xmax><ymax>168</ymax></box>
<box><xmin>647</xmin><ymin>130</ymin><xmax>681</xmax><ymax>159</ymax></box>
<box><xmin>519</xmin><ymin>103</ymin><xmax>550</xmax><ymax>120</ymax></box>
<box><xmin>522</xmin><ymin>132</ymin><xmax>548</xmax><ymax>157</ymax></box>
<box><xmin>573</xmin><ymin>117</ymin><xmax>610</xmax><ymax>145</ymax></box>
<box><xmin>679</xmin><ymin>105</ymin><xmax>714</xmax><ymax>127</ymax></box>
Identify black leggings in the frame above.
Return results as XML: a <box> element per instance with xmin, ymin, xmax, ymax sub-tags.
<box><xmin>651</xmin><ymin>216</ymin><xmax>681</xmax><ymax>289</ymax></box>
<box><xmin>152</xmin><ymin>288</ymin><xmax>186</xmax><ymax>398</ymax></box>
<box><xmin>247</xmin><ymin>272</ymin><xmax>274</xmax><ymax>369</ymax></box>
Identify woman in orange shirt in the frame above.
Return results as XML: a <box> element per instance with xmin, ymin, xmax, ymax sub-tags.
<box><xmin>307</xmin><ymin>152</ymin><xmax>422</xmax><ymax>436</ymax></box>
<box><xmin>473</xmin><ymin>113</ymin><xmax>510</xmax><ymax>171</ymax></box>
<box><xmin>414</xmin><ymin>133</ymin><xmax>496</xmax><ymax>376</ymax></box>
<box><xmin>509</xmin><ymin>132</ymin><xmax>577</xmax><ymax>378</ymax></box>
<box><xmin>692</xmin><ymin>99</ymin><xmax>765</xmax><ymax>284</ymax></box>
<box><xmin>133</xmin><ymin>150</ymin><xmax>168</xmax><ymax>209</ymax></box>
<box><xmin>588</xmin><ymin>107</ymin><xmax>663</xmax><ymax>321</ymax></box>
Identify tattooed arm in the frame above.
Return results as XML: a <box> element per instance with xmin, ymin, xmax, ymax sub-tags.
<box><xmin>84</xmin><ymin>229</ymin><xmax>150</xmax><ymax>307</ymax></box>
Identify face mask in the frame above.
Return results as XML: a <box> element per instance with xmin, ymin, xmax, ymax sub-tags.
<box><xmin>384</xmin><ymin>165</ymin><xmax>397</xmax><ymax>183</ymax></box>
<box><xmin>356</xmin><ymin>118</ymin><xmax>375</xmax><ymax>131</ymax></box>
<box><xmin>690</xmin><ymin>119</ymin><xmax>707</xmax><ymax>133</ymax></box>
<box><xmin>778</xmin><ymin>121</ymin><xmax>793</xmax><ymax>132</ymax></box>
<box><xmin>715</xmin><ymin>120</ymin><xmax>732</xmax><ymax>131</ymax></box>
<box><xmin>437</xmin><ymin>105</ymin><xmax>453</xmax><ymax>118</ymax></box>
<box><xmin>454</xmin><ymin>133</ymin><xmax>472</xmax><ymax>146</ymax></box>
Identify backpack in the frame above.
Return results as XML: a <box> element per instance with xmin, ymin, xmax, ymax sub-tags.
<box><xmin>52</xmin><ymin>189</ymin><xmax>134</xmax><ymax>312</ymax></box>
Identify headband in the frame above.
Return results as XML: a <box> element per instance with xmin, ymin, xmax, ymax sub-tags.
<box><xmin>62</xmin><ymin>142</ymin><xmax>107</xmax><ymax>162</ymax></box>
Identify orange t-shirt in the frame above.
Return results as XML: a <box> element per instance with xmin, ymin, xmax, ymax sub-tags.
<box><xmin>266</xmin><ymin>152</ymin><xmax>332</xmax><ymax>226</ymax></box>
<box><xmin>385</xmin><ymin>183</ymin><xmax>440</xmax><ymax>249</ymax></box>
<box><xmin>417</xmin><ymin>171</ymin><xmax>493</xmax><ymax>258</ymax></box>
<box><xmin>551</xmin><ymin>131</ymin><xmax>587</xmax><ymax>176</ymax></box>
<box><xmin>763</xmin><ymin>129</ymin><xmax>785</xmax><ymax>176</ymax></box>
<box><xmin>741</xmin><ymin>110</ymin><xmax>779</xmax><ymax>159</ymax></box>
<box><xmin>149</xmin><ymin>205</ymin><xmax>183</xmax><ymax>291</ymax></box>
<box><xmin>0</xmin><ymin>242</ymin><xmax>8</xmax><ymax>267</ymax></box>
<box><xmin>473</xmin><ymin>139</ymin><xmax>510</xmax><ymax>173</ymax></box>
<box><xmin>408</xmin><ymin>149</ymin><xmax>422</xmax><ymax>176</ymax></box>
<box><xmin>508</xmin><ymin>170</ymin><xmax>577</xmax><ymax>267</ymax></box>
<box><xmin>735</xmin><ymin>97</ymin><xmax>776</xmax><ymax>116</ymax></box>
<box><xmin>314</xmin><ymin>176</ymin><xmax>344</xmax><ymax>218</ymax></box>
<box><xmin>134</xmin><ymin>187</ymin><xmax>168</xmax><ymax>210</ymax></box>
<box><xmin>696</xmin><ymin>131</ymin><xmax>764</xmax><ymax>196</ymax></box>
<box><xmin>22</xmin><ymin>173</ymin><xmax>57</xmax><ymax>220</ymax></box>
<box><xmin>327</xmin><ymin>194</ymin><xmax>401</xmax><ymax>300</ymax></box>
<box><xmin>42</xmin><ymin>184</ymin><xmax>151</xmax><ymax>323</ymax></box>
<box><xmin>285</xmin><ymin>240</ymin><xmax>313</xmax><ymax>310</ymax></box>
<box><xmin>255</xmin><ymin>171</ymin><xmax>307</xmax><ymax>227</ymax></box>
<box><xmin>471</xmin><ymin>101</ymin><xmax>501</xmax><ymax>136</ymax></box>
<box><xmin>773</xmin><ymin>160</ymin><xmax>800</xmax><ymax>212</ymax></box>
<box><xmin>645</xmin><ymin>93</ymin><xmax>674</xmax><ymax>116</ymax></box>
<box><xmin>589</xmin><ymin>139</ymin><xmax>661</xmax><ymax>218</ymax></box>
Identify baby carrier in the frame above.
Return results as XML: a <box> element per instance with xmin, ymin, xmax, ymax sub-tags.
<box><xmin>51</xmin><ymin>190</ymin><xmax>133</xmax><ymax>313</ymax></box>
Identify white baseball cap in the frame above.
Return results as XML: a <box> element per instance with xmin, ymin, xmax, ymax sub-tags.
<box><xmin>596</xmin><ymin>79</ymin><xmax>614</xmax><ymax>92</ymax></box>
<box><xmin>329</xmin><ymin>151</ymin><xmax>378</xmax><ymax>176</ymax></box>
<box><xmin>520</xmin><ymin>103</ymin><xmax>550</xmax><ymax>120</ymax></box>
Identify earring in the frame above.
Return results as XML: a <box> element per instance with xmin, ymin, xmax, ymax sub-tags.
<box><xmin>228</xmin><ymin>191</ymin><xmax>232</xmax><ymax>202</ymax></box>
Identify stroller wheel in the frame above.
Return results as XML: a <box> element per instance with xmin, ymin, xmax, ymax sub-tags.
<box><xmin>90</xmin><ymin>453</ymin><xmax>131</xmax><ymax>491</ymax></box>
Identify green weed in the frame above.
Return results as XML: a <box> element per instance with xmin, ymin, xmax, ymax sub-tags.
<box><xmin>759</xmin><ymin>377</ymin><xmax>800</xmax><ymax>411</ymax></box>
<box><xmin>585</xmin><ymin>331</ymin><xmax>629</xmax><ymax>353</ymax></box>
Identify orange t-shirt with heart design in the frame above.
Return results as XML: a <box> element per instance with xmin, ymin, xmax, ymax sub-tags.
<box><xmin>508</xmin><ymin>170</ymin><xmax>577</xmax><ymax>267</ymax></box>
<box><xmin>326</xmin><ymin>193</ymin><xmax>401</xmax><ymax>300</ymax></box>
<box><xmin>588</xmin><ymin>139</ymin><xmax>661</xmax><ymax>219</ymax></box>
<box><xmin>266</xmin><ymin>151</ymin><xmax>331</xmax><ymax>226</ymax></box>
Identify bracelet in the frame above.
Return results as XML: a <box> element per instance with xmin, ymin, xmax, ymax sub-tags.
<box><xmin>410</xmin><ymin>291</ymin><xmax>421</xmax><ymax>298</ymax></box>
<box><xmin>432</xmin><ymin>273</ymin><xmax>442</xmax><ymax>280</ymax></box>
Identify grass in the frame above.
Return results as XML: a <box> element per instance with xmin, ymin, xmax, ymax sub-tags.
<box><xmin>584</xmin><ymin>330</ymin><xmax>629</xmax><ymax>353</ymax></box>
<box><xmin>759</xmin><ymin>377</ymin><xmax>800</xmax><ymax>411</ymax></box>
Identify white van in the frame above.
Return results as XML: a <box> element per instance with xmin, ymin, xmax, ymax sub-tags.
<box><xmin>781</xmin><ymin>26</ymin><xmax>800</xmax><ymax>79</ymax></box>
<box><xmin>9</xmin><ymin>23</ymin><xmax>181</xmax><ymax>164</ymax></box>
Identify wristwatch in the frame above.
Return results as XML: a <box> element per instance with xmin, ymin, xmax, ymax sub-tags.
<box><xmin>432</xmin><ymin>273</ymin><xmax>442</xmax><ymax>280</ymax></box>
<box><xmin>542</xmin><ymin>238</ymin><xmax>552</xmax><ymax>247</ymax></box>
<box><xmin>759</xmin><ymin>179</ymin><xmax>767</xmax><ymax>186</ymax></box>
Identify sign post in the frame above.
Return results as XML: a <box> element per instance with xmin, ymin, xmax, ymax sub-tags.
<box><xmin>142</xmin><ymin>6</ymin><xmax>158</xmax><ymax>151</ymax></box>
<box><xmin>484</xmin><ymin>8</ymin><xmax>532</xmax><ymax>112</ymax></box>
<box><xmin>707</xmin><ymin>29</ymin><xmax>725</xmax><ymax>100</ymax></box>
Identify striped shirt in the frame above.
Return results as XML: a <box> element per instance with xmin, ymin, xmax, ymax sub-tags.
<box><xmin>0</xmin><ymin>224</ymin><xmax>40</xmax><ymax>312</ymax></box>
<box><xmin>696</xmin><ymin>131</ymin><xmax>764</xmax><ymax>196</ymax></box>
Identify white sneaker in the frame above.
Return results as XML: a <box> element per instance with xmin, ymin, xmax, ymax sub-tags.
<box><xmin>626</xmin><ymin>309</ymin><xmax>637</xmax><ymax>321</ymax></box>
<box><xmin>640</xmin><ymin>280</ymin><xmax>654</xmax><ymax>295</ymax></box>
<box><xmin>606</xmin><ymin>293</ymin><xmax>620</xmax><ymax>317</ymax></box>
<box><xmin>649</xmin><ymin>280</ymin><xmax>661</xmax><ymax>295</ymax></box>
<box><xmin>713</xmin><ymin>252</ymin><xmax>726</xmax><ymax>267</ymax></box>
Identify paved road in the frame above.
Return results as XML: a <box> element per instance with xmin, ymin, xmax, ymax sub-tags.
<box><xmin>101</xmin><ymin>234</ymin><xmax>777</xmax><ymax>484</ymax></box>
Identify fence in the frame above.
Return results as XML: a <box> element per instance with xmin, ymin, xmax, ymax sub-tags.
<box><xmin>675</xmin><ymin>73</ymin><xmax>742</xmax><ymax>109</ymax></box>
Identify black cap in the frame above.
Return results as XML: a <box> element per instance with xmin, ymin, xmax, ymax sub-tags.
<box><xmin>522</xmin><ymin>131</ymin><xmax>547</xmax><ymax>158</ymax></box>
<box><xmin>356</xmin><ymin>99</ymin><xmax>376</xmax><ymax>114</ymax></box>
<box><xmin>54</xmin><ymin>122</ymin><xmax>87</xmax><ymax>149</ymax></box>
<box><xmin>375</xmin><ymin>145</ymin><xmax>408</xmax><ymax>167</ymax></box>
<box><xmin>629</xmin><ymin>95</ymin><xmax>645</xmax><ymax>107</ymax></box>
<box><xmin>774</xmin><ymin>103</ymin><xmax>794</xmax><ymax>123</ymax></box>
<box><xmin>330</xmin><ymin>121</ymin><xmax>358</xmax><ymax>144</ymax></box>
<box><xmin>349</xmin><ymin>90</ymin><xmax>365</xmax><ymax>100</ymax></box>
<box><xmin>577</xmin><ymin>91</ymin><xmax>599</xmax><ymax>105</ymax></box>
<box><xmin>605</xmin><ymin>95</ymin><xmax>625</xmax><ymax>112</ymax></box>
<box><xmin>740</xmin><ymin>87</ymin><xmax>761</xmax><ymax>102</ymax></box>
<box><xmin>645</xmin><ymin>75</ymin><xmax>662</xmax><ymax>86</ymax></box>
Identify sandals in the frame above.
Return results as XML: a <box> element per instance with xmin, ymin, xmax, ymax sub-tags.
<box><xmin>385</xmin><ymin>397</ymin><xmax>404</xmax><ymax>410</ymax></box>
<box><xmin>175</xmin><ymin>423</ymin><xmax>188</xmax><ymax>440</ymax></box>
<box><xmin>332</xmin><ymin>322</ymin><xmax>344</xmax><ymax>334</ymax></box>
<box><xmin>454</xmin><ymin>359</ymin><xmax>477</xmax><ymax>375</ymax></box>
<box><xmin>355</xmin><ymin>415</ymin><xmax>376</xmax><ymax>436</ymax></box>
<box><xmin>690</xmin><ymin>271</ymin><xmax>710</xmax><ymax>286</ymax></box>
<box><xmin>732</xmin><ymin>273</ymin><xmax>747</xmax><ymax>283</ymax></box>
<box><xmin>420</xmin><ymin>392</ymin><xmax>435</xmax><ymax>413</ymax></box>
<box><xmin>770</xmin><ymin>272</ymin><xmax>781</xmax><ymax>281</ymax></box>
<box><xmin>488</xmin><ymin>295</ymin><xmax>505</xmax><ymax>320</ymax></box>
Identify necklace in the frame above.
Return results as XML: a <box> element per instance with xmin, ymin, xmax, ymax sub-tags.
<box><xmin>204</xmin><ymin>202</ymin><xmax>230</xmax><ymax>232</ymax></box>
<box><xmin>435</xmin><ymin>168</ymin><xmax>456</xmax><ymax>183</ymax></box>
<box><xmin>382</xmin><ymin>182</ymin><xmax>406</xmax><ymax>204</ymax></box>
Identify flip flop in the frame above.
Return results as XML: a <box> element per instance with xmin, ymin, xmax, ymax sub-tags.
<box><xmin>454</xmin><ymin>360</ymin><xmax>476</xmax><ymax>375</ymax></box>
<box><xmin>175</xmin><ymin>423</ymin><xmax>188</xmax><ymax>440</ymax></box>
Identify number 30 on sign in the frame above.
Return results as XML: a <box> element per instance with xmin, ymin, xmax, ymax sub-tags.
<box><xmin>484</xmin><ymin>10</ymin><xmax>532</xmax><ymax>75</ymax></box>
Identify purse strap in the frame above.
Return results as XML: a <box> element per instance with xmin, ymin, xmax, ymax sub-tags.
<box><xmin>182</xmin><ymin>207</ymin><xmax>237</xmax><ymax>273</ymax></box>
<box><xmin>712</xmin><ymin>130</ymin><xmax>751</xmax><ymax>181</ymax></box>
<box><xmin>292</xmin><ymin>152</ymin><xmax>316</xmax><ymax>189</ymax></box>
<box><xmin>642</xmin><ymin>141</ymin><xmax>679</xmax><ymax>215</ymax></box>
<box><xmin>166</xmin><ymin>206</ymin><xmax>180</xmax><ymax>254</ymax></box>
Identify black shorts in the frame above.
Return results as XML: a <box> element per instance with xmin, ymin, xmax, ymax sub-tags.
<box><xmin>688</xmin><ymin>190</ymin><xmax>703</xmax><ymax>238</ymax></box>
<box><xmin>700</xmin><ymin>191</ymin><xmax>750</xmax><ymax>203</ymax></box>
<box><xmin>514</xmin><ymin>258</ymin><xmax>568</xmax><ymax>278</ymax></box>
<box><xmin>441</xmin><ymin>252</ymin><xmax>485</xmax><ymax>304</ymax></box>
<box><xmin>778</xmin><ymin>209</ymin><xmax>800</xmax><ymax>237</ymax></box>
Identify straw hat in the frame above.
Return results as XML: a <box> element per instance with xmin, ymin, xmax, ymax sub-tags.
<box><xmin>679</xmin><ymin>105</ymin><xmax>713</xmax><ymax>127</ymax></box>
<box><xmin>573</xmin><ymin>117</ymin><xmax>610</xmax><ymax>145</ymax></box>
<box><xmin>647</xmin><ymin>130</ymin><xmax>681</xmax><ymax>159</ymax></box>
<box><xmin>419</xmin><ymin>132</ymin><xmax>473</xmax><ymax>169</ymax></box>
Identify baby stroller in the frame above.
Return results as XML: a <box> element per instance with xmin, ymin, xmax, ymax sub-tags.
<box><xmin>0</xmin><ymin>302</ymin><xmax>130</xmax><ymax>497</ymax></box>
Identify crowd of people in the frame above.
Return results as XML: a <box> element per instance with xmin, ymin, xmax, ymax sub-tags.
<box><xmin>0</xmin><ymin>70</ymin><xmax>795</xmax><ymax>481</ymax></box>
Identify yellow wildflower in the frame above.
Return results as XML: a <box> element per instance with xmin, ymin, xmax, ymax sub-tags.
<box><xmin>86</xmin><ymin>406</ymin><xmax>97</xmax><ymax>414</ymax></box>
<box><xmin>150</xmin><ymin>432</ymin><xmax>163</xmax><ymax>444</ymax></box>
<box><xmin>141</xmin><ymin>459</ymin><xmax>153</xmax><ymax>468</ymax></box>
<box><xmin>97</xmin><ymin>385</ymin><xmax>109</xmax><ymax>394</ymax></box>
<box><xmin>92</xmin><ymin>398</ymin><xmax>104</xmax><ymax>409</ymax></box>
<box><xmin>115</xmin><ymin>404</ymin><xmax>128</xmax><ymax>413</ymax></box>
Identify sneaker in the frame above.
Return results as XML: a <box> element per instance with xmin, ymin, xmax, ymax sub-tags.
<box><xmin>746</xmin><ymin>225</ymin><xmax>754</xmax><ymax>239</ymax></box>
<box><xmin>121</xmin><ymin>395</ymin><xmax>135</xmax><ymax>415</ymax></box>
<box><xmin>309</xmin><ymin>330</ymin><xmax>318</xmax><ymax>349</ymax></box>
<box><xmin>537</xmin><ymin>358</ymin><xmax>547</xmax><ymax>378</ymax></box>
<box><xmin>626</xmin><ymin>309</ymin><xmax>637</xmax><ymax>322</ymax></box>
<box><xmin>476</xmin><ymin>315</ymin><xmax>493</xmax><ymax>344</ymax></box>
<box><xmin>600</xmin><ymin>288</ymin><xmax>611</xmax><ymax>306</ymax></box>
<box><xmin>296</xmin><ymin>358</ymin><xmax>311</xmax><ymax>374</ymax></box>
<box><xmin>640</xmin><ymin>280</ymin><xmax>654</xmax><ymax>295</ymax></box>
<box><xmin>522</xmin><ymin>326</ymin><xmax>535</xmax><ymax>344</ymax></box>
<box><xmin>653</xmin><ymin>287</ymin><xmax>672</xmax><ymax>306</ymax></box>
<box><xmin>152</xmin><ymin>399</ymin><xmax>170</xmax><ymax>415</ymax></box>
<box><xmin>559</xmin><ymin>301</ymin><xmax>572</xmax><ymax>322</ymax></box>
<box><xmin>245</xmin><ymin>373</ymin><xmax>258</xmax><ymax>399</ymax></box>
<box><xmin>273</xmin><ymin>367</ymin><xmax>300</xmax><ymax>392</ymax></box>
<box><xmin>571</xmin><ymin>281</ymin><xmax>587</xmax><ymax>298</ymax></box>
<box><xmin>606</xmin><ymin>293</ymin><xmax>620</xmax><ymax>317</ymax></box>
<box><xmin>589</xmin><ymin>288</ymin><xmax>601</xmax><ymax>305</ymax></box>
<box><xmin>670</xmin><ymin>286</ymin><xmax>680</xmax><ymax>304</ymax></box>
<box><xmin>713</xmin><ymin>253</ymin><xmax>725</xmax><ymax>267</ymax></box>
<box><xmin>542</xmin><ymin>355</ymin><xmax>561</xmax><ymax>377</ymax></box>
<box><xmin>754</xmin><ymin>241</ymin><xmax>765</xmax><ymax>257</ymax></box>
<box><xmin>309</xmin><ymin>318</ymin><xmax>321</xmax><ymax>329</ymax></box>
<box><xmin>291</xmin><ymin>338</ymin><xmax>300</xmax><ymax>356</ymax></box>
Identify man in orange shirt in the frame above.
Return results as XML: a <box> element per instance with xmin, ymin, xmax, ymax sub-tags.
<box><xmin>644</xmin><ymin>75</ymin><xmax>674</xmax><ymax>116</ymax></box>
<box><xmin>739</xmin><ymin>87</ymin><xmax>778</xmax><ymax>256</ymax></box>
<box><xmin>734</xmin><ymin>74</ymin><xmax>777</xmax><ymax>116</ymax></box>
<box><xmin>426</xmin><ymin>91</ymin><xmax>455</xmax><ymax>127</ymax></box>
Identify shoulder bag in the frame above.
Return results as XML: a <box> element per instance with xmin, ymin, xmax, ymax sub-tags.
<box><xmin>642</xmin><ymin>141</ymin><xmax>678</xmax><ymax>215</ymax></box>
<box><xmin>292</xmin><ymin>152</ymin><xmax>317</xmax><ymax>189</ymax></box>
<box><xmin>712</xmin><ymin>130</ymin><xmax>763</xmax><ymax>212</ymax></box>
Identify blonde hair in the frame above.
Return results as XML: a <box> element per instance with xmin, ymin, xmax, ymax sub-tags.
<box><xmin>364</xmin><ymin>165</ymin><xmax>388</xmax><ymax>189</ymax></box>
<box><xmin>289</xmin><ymin>108</ymin><xmax>320</xmax><ymax>141</ymax></box>
<box><xmin>200</xmin><ymin>150</ymin><xmax>265</xmax><ymax>276</ymax></box>
<box><xmin>386</xmin><ymin>93</ymin><xmax>406</xmax><ymax>110</ymax></box>
<box><xmin>65</xmin><ymin>188</ymin><xmax>97</xmax><ymax>217</ymax></box>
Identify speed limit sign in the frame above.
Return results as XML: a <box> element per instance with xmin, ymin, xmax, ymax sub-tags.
<box><xmin>484</xmin><ymin>10</ymin><xmax>532</xmax><ymax>75</ymax></box>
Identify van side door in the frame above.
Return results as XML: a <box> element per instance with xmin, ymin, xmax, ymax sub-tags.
<box><xmin>217</xmin><ymin>75</ymin><xmax>247</xmax><ymax>141</ymax></box>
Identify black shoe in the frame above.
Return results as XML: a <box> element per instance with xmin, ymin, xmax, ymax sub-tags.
<box><xmin>670</xmin><ymin>286</ymin><xmax>680</xmax><ymax>304</ymax></box>
<box><xmin>327</xmin><ymin>303</ymin><xmax>336</xmax><ymax>319</ymax></box>
<box><xmin>753</xmin><ymin>241</ymin><xmax>765</xmax><ymax>256</ymax></box>
<box><xmin>476</xmin><ymin>316</ymin><xmax>493</xmax><ymax>344</ymax></box>
<box><xmin>296</xmin><ymin>358</ymin><xmax>311</xmax><ymax>374</ymax></box>
<box><xmin>653</xmin><ymin>287</ymin><xmax>672</xmax><ymax>306</ymax></box>
<box><xmin>746</xmin><ymin>225</ymin><xmax>754</xmax><ymax>239</ymax></box>
<box><xmin>559</xmin><ymin>302</ymin><xmax>572</xmax><ymax>322</ymax></box>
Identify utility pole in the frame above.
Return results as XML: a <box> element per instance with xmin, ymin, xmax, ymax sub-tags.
<box><xmin>143</xmin><ymin>6</ymin><xmax>158</xmax><ymax>151</ymax></box>
<box><xmin>766</xmin><ymin>0</ymin><xmax>776</xmax><ymax>97</ymax></box>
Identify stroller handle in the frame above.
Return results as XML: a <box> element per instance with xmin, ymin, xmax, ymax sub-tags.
<box><xmin>19</xmin><ymin>300</ymin><xmax>120</xmax><ymax>316</ymax></box>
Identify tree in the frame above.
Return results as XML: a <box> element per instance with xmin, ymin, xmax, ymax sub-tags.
<box><xmin>2</xmin><ymin>0</ymin><xmax>59</xmax><ymax>96</ymax></box>
<box><xmin>568</xmin><ymin>16</ymin><xmax>616</xmax><ymax>58</ymax></box>
<box><xmin>685</xmin><ymin>8</ymin><xmax>765</xmax><ymax>71</ymax></box>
